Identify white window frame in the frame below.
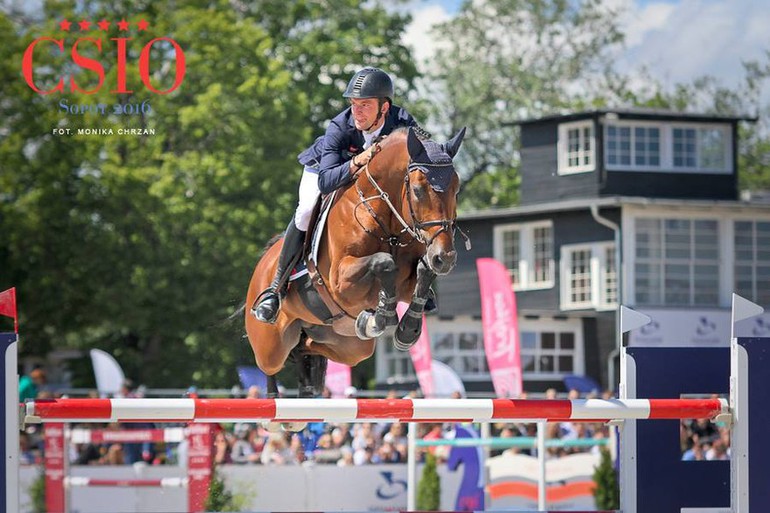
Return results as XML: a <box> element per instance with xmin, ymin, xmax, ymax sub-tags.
<box><xmin>518</xmin><ymin>317</ymin><xmax>584</xmax><ymax>380</ymax></box>
<box><xmin>604</xmin><ymin>121</ymin><xmax>732</xmax><ymax>174</ymax></box>
<box><xmin>604</xmin><ymin>120</ymin><xmax>663</xmax><ymax>171</ymax></box>
<box><xmin>494</xmin><ymin>220</ymin><xmax>555</xmax><ymax>291</ymax></box>
<box><xmin>560</xmin><ymin>242</ymin><xmax>618</xmax><ymax>311</ymax></box>
<box><xmin>732</xmin><ymin>220</ymin><xmax>770</xmax><ymax>306</ymax></box>
<box><xmin>671</xmin><ymin>123</ymin><xmax>731</xmax><ymax>173</ymax></box>
<box><xmin>558</xmin><ymin>120</ymin><xmax>595</xmax><ymax>175</ymax></box>
<box><xmin>427</xmin><ymin>317</ymin><xmax>489</xmax><ymax>381</ymax></box>
<box><xmin>624</xmin><ymin>209</ymin><xmax>725</xmax><ymax>307</ymax></box>
<box><xmin>377</xmin><ymin>332</ymin><xmax>416</xmax><ymax>384</ymax></box>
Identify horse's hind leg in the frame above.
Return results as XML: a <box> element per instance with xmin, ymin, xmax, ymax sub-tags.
<box><xmin>395</xmin><ymin>258</ymin><xmax>436</xmax><ymax>350</ymax></box>
<box><xmin>293</xmin><ymin>341</ymin><xmax>328</xmax><ymax>398</ymax></box>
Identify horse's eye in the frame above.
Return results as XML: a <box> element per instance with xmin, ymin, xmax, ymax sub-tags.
<box><xmin>412</xmin><ymin>185</ymin><xmax>425</xmax><ymax>200</ymax></box>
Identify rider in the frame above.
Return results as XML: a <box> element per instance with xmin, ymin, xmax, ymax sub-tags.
<box><xmin>252</xmin><ymin>67</ymin><xmax>427</xmax><ymax>324</ymax></box>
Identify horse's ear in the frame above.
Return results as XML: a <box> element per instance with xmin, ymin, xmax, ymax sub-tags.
<box><xmin>407</xmin><ymin>127</ymin><xmax>427</xmax><ymax>161</ymax></box>
<box><xmin>443</xmin><ymin>127</ymin><xmax>467</xmax><ymax>158</ymax></box>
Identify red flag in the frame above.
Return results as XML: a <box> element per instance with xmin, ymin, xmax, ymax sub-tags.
<box><xmin>476</xmin><ymin>258</ymin><xmax>522</xmax><ymax>398</ymax></box>
<box><xmin>0</xmin><ymin>287</ymin><xmax>18</xmax><ymax>333</ymax></box>
<box><xmin>397</xmin><ymin>302</ymin><xmax>435</xmax><ymax>397</ymax></box>
<box><xmin>325</xmin><ymin>360</ymin><xmax>352</xmax><ymax>398</ymax></box>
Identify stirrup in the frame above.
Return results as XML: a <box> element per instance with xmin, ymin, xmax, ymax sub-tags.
<box><xmin>251</xmin><ymin>288</ymin><xmax>281</xmax><ymax>323</ymax></box>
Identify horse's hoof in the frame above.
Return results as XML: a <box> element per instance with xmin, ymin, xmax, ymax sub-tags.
<box><xmin>394</xmin><ymin>323</ymin><xmax>421</xmax><ymax>351</ymax></box>
<box><xmin>281</xmin><ymin>422</ymin><xmax>307</xmax><ymax>432</ymax></box>
<box><xmin>355</xmin><ymin>310</ymin><xmax>384</xmax><ymax>340</ymax></box>
<box><xmin>264</xmin><ymin>421</ymin><xmax>283</xmax><ymax>433</ymax></box>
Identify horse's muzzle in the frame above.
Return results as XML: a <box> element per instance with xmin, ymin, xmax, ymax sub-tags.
<box><xmin>428</xmin><ymin>247</ymin><xmax>457</xmax><ymax>275</ymax></box>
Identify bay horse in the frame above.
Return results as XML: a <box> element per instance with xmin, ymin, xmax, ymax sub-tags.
<box><xmin>244</xmin><ymin>126</ymin><xmax>466</xmax><ymax>401</ymax></box>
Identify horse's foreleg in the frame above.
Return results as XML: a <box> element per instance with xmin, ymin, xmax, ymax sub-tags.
<box><xmin>395</xmin><ymin>258</ymin><xmax>436</xmax><ymax>350</ymax></box>
<box><xmin>352</xmin><ymin>252</ymin><xmax>398</xmax><ymax>339</ymax></box>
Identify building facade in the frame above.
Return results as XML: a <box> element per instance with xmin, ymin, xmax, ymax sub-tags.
<box><xmin>376</xmin><ymin>109</ymin><xmax>769</xmax><ymax>395</ymax></box>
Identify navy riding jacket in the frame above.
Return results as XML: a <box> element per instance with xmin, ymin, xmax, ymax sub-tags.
<box><xmin>297</xmin><ymin>104</ymin><xmax>418</xmax><ymax>195</ymax></box>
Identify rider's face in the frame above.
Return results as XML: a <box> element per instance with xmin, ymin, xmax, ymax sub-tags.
<box><xmin>350</xmin><ymin>98</ymin><xmax>386</xmax><ymax>133</ymax></box>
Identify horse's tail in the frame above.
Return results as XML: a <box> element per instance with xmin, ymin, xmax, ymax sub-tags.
<box><xmin>228</xmin><ymin>302</ymin><xmax>246</xmax><ymax>322</ymax></box>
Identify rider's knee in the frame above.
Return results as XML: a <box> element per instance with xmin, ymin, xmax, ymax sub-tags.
<box><xmin>294</xmin><ymin>207</ymin><xmax>313</xmax><ymax>232</ymax></box>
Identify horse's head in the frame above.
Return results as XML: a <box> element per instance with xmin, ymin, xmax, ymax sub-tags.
<box><xmin>404</xmin><ymin>126</ymin><xmax>466</xmax><ymax>275</ymax></box>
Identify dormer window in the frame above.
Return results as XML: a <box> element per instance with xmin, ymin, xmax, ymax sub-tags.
<box><xmin>606</xmin><ymin>124</ymin><xmax>661</xmax><ymax>168</ymax></box>
<box><xmin>558</xmin><ymin>121</ymin><xmax>595</xmax><ymax>174</ymax></box>
<box><xmin>672</xmin><ymin>125</ymin><xmax>728</xmax><ymax>171</ymax></box>
<box><xmin>604</xmin><ymin>121</ymin><xmax>732</xmax><ymax>174</ymax></box>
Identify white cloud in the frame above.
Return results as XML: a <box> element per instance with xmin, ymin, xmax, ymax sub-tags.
<box><xmin>616</xmin><ymin>0</ymin><xmax>770</xmax><ymax>89</ymax></box>
<box><xmin>401</xmin><ymin>3</ymin><xmax>452</xmax><ymax>71</ymax></box>
<box><xmin>404</xmin><ymin>0</ymin><xmax>769</xmax><ymax>92</ymax></box>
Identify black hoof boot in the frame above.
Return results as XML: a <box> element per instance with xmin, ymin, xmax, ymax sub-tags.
<box><xmin>424</xmin><ymin>288</ymin><xmax>438</xmax><ymax>314</ymax></box>
<box><xmin>297</xmin><ymin>353</ymin><xmax>328</xmax><ymax>398</ymax></box>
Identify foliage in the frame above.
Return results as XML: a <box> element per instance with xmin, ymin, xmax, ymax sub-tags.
<box><xmin>428</xmin><ymin>0</ymin><xmax>626</xmax><ymax>211</ymax></box>
<box><xmin>428</xmin><ymin>0</ymin><xmax>770</xmax><ymax>210</ymax></box>
<box><xmin>592</xmin><ymin>446</ymin><xmax>619</xmax><ymax>510</ymax></box>
<box><xmin>0</xmin><ymin>1</ymin><xmax>419</xmax><ymax>388</ymax></box>
<box><xmin>29</xmin><ymin>465</ymin><xmax>46</xmax><ymax>513</ymax></box>
<box><xmin>416</xmin><ymin>451</ymin><xmax>441</xmax><ymax>511</ymax></box>
<box><xmin>204</xmin><ymin>467</ymin><xmax>246</xmax><ymax>512</ymax></box>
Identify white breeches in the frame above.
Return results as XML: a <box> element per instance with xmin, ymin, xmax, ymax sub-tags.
<box><xmin>294</xmin><ymin>167</ymin><xmax>320</xmax><ymax>232</ymax></box>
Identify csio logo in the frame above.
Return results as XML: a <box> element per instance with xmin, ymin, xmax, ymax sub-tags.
<box><xmin>23</xmin><ymin>18</ymin><xmax>186</xmax><ymax>95</ymax></box>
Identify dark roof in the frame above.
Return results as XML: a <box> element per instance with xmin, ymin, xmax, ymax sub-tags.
<box><xmin>459</xmin><ymin>195</ymin><xmax>770</xmax><ymax>221</ymax></box>
<box><xmin>512</xmin><ymin>108</ymin><xmax>758</xmax><ymax>126</ymax></box>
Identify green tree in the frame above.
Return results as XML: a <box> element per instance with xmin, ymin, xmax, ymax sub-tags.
<box><xmin>429</xmin><ymin>0</ymin><xmax>625</xmax><ymax>211</ymax></box>
<box><xmin>205</xmin><ymin>468</ymin><xmax>245</xmax><ymax>512</ymax></box>
<box><xmin>0</xmin><ymin>0</ymin><xmax>420</xmax><ymax>387</ymax></box>
<box><xmin>592</xmin><ymin>446</ymin><xmax>619</xmax><ymax>510</ymax></box>
<box><xmin>416</xmin><ymin>451</ymin><xmax>441</xmax><ymax>511</ymax></box>
<box><xmin>28</xmin><ymin>466</ymin><xmax>46</xmax><ymax>513</ymax></box>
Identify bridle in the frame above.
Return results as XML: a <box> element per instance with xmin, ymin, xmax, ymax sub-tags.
<box><xmin>354</xmin><ymin>144</ymin><xmax>471</xmax><ymax>250</ymax></box>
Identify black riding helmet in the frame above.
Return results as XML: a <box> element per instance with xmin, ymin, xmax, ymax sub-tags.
<box><xmin>342</xmin><ymin>67</ymin><xmax>394</xmax><ymax>101</ymax></box>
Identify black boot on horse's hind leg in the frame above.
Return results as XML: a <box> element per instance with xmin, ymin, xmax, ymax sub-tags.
<box><xmin>297</xmin><ymin>353</ymin><xmax>328</xmax><ymax>398</ymax></box>
<box><xmin>252</xmin><ymin>220</ymin><xmax>306</xmax><ymax>324</ymax></box>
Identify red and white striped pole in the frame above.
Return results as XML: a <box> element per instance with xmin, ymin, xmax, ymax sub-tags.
<box><xmin>27</xmin><ymin>397</ymin><xmax>728</xmax><ymax>424</ymax></box>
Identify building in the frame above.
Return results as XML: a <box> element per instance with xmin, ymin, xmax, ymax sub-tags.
<box><xmin>376</xmin><ymin>108</ymin><xmax>768</xmax><ymax>395</ymax></box>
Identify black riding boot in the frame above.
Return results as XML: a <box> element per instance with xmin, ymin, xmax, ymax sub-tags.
<box><xmin>252</xmin><ymin>221</ymin><xmax>306</xmax><ymax>323</ymax></box>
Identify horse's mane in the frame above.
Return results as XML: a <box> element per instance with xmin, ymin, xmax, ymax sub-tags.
<box><xmin>263</xmin><ymin>231</ymin><xmax>284</xmax><ymax>252</ymax></box>
<box><xmin>374</xmin><ymin>125</ymin><xmax>430</xmax><ymax>146</ymax></box>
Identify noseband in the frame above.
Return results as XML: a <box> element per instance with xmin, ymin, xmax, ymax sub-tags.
<box><xmin>355</xmin><ymin>150</ymin><xmax>471</xmax><ymax>250</ymax></box>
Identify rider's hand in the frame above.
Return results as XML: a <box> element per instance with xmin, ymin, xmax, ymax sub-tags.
<box><xmin>353</xmin><ymin>146</ymin><xmax>376</xmax><ymax>169</ymax></box>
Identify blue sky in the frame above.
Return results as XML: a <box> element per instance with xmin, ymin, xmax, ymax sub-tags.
<box><xmin>402</xmin><ymin>0</ymin><xmax>770</xmax><ymax>96</ymax></box>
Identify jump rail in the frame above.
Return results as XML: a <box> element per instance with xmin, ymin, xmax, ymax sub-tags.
<box><xmin>23</xmin><ymin>397</ymin><xmax>728</xmax><ymax>424</ymax></box>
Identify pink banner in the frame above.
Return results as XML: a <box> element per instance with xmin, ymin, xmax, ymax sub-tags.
<box><xmin>476</xmin><ymin>258</ymin><xmax>522</xmax><ymax>398</ymax></box>
<box><xmin>325</xmin><ymin>360</ymin><xmax>351</xmax><ymax>397</ymax></box>
<box><xmin>397</xmin><ymin>302</ymin><xmax>435</xmax><ymax>398</ymax></box>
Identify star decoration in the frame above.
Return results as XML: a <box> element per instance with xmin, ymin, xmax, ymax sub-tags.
<box><xmin>137</xmin><ymin>19</ymin><xmax>149</xmax><ymax>31</ymax></box>
<box><xmin>117</xmin><ymin>19</ymin><xmax>130</xmax><ymax>31</ymax></box>
<box><xmin>78</xmin><ymin>20</ymin><xmax>91</xmax><ymax>31</ymax></box>
<box><xmin>59</xmin><ymin>19</ymin><xmax>72</xmax><ymax>31</ymax></box>
<box><xmin>97</xmin><ymin>19</ymin><xmax>110</xmax><ymax>31</ymax></box>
